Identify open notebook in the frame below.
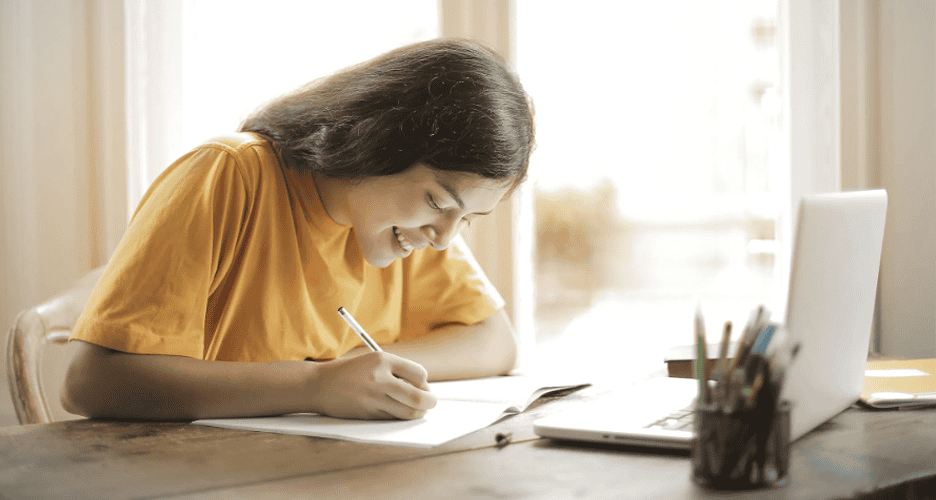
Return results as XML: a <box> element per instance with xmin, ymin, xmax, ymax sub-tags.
<box><xmin>861</xmin><ymin>358</ymin><xmax>936</xmax><ymax>409</ymax></box>
<box><xmin>193</xmin><ymin>375</ymin><xmax>588</xmax><ymax>448</ymax></box>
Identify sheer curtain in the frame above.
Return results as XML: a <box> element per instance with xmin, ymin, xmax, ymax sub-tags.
<box><xmin>0</xmin><ymin>0</ymin><xmax>128</xmax><ymax>426</ymax></box>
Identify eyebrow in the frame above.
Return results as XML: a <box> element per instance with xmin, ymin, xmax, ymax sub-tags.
<box><xmin>436</xmin><ymin>179</ymin><xmax>493</xmax><ymax>216</ymax></box>
<box><xmin>437</xmin><ymin>181</ymin><xmax>465</xmax><ymax>210</ymax></box>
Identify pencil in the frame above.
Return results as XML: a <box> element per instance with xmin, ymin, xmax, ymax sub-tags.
<box><xmin>695</xmin><ymin>305</ymin><xmax>709</xmax><ymax>405</ymax></box>
<box><xmin>712</xmin><ymin>321</ymin><xmax>733</xmax><ymax>408</ymax></box>
<box><xmin>729</xmin><ymin>305</ymin><xmax>765</xmax><ymax>374</ymax></box>
<box><xmin>338</xmin><ymin>306</ymin><xmax>382</xmax><ymax>352</ymax></box>
<box><xmin>744</xmin><ymin>372</ymin><xmax>765</xmax><ymax>410</ymax></box>
<box><xmin>717</xmin><ymin>321</ymin><xmax>733</xmax><ymax>377</ymax></box>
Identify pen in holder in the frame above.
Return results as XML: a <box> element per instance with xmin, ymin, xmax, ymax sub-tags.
<box><xmin>690</xmin><ymin>307</ymin><xmax>796</xmax><ymax>490</ymax></box>
<box><xmin>691</xmin><ymin>400</ymin><xmax>791</xmax><ymax>490</ymax></box>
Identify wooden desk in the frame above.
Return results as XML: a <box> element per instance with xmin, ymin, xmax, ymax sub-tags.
<box><xmin>3</xmin><ymin>385</ymin><xmax>936</xmax><ymax>500</ymax></box>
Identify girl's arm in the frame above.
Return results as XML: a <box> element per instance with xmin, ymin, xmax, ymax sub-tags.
<box><xmin>378</xmin><ymin>308</ymin><xmax>518</xmax><ymax>382</ymax></box>
<box><xmin>61</xmin><ymin>340</ymin><xmax>436</xmax><ymax>421</ymax></box>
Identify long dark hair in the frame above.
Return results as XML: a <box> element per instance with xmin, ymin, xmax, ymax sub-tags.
<box><xmin>238</xmin><ymin>38</ymin><xmax>534</xmax><ymax>190</ymax></box>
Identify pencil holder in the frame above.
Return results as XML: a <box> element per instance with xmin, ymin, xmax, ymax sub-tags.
<box><xmin>690</xmin><ymin>401</ymin><xmax>791</xmax><ymax>490</ymax></box>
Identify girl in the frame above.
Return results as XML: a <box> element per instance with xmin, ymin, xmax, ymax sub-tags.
<box><xmin>62</xmin><ymin>38</ymin><xmax>534</xmax><ymax>421</ymax></box>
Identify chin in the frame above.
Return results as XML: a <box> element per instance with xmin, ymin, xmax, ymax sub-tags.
<box><xmin>358</xmin><ymin>229</ymin><xmax>406</xmax><ymax>268</ymax></box>
<box><xmin>359</xmin><ymin>244</ymin><xmax>395</xmax><ymax>268</ymax></box>
<box><xmin>366</xmin><ymin>255</ymin><xmax>394</xmax><ymax>268</ymax></box>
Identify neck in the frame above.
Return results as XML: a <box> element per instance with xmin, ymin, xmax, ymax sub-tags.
<box><xmin>311</xmin><ymin>171</ymin><xmax>350</xmax><ymax>226</ymax></box>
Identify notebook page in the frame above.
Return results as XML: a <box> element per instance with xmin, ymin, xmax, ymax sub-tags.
<box><xmin>429</xmin><ymin>375</ymin><xmax>590</xmax><ymax>412</ymax></box>
<box><xmin>193</xmin><ymin>399</ymin><xmax>508</xmax><ymax>448</ymax></box>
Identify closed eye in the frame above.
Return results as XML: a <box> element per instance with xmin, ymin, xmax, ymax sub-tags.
<box><xmin>427</xmin><ymin>194</ymin><xmax>444</xmax><ymax>212</ymax></box>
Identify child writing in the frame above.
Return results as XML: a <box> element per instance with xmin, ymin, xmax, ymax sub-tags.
<box><xmin>61</xmin><ymin>38</ymin><xmax>535</xmax><ymax>422</ymax></box>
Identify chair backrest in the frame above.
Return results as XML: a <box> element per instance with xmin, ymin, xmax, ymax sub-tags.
<box><xmin>6</xmin><ymin>266</ymin><xmax>105</xmax><ymax>424</ymax></box>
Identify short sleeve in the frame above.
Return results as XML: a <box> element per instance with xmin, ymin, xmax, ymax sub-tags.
<box><xmin>70</xmin><ymin>146</ymin><xmax>251</xmax><ymax>358</ymax></box>
<box><xmin>399</xmin><ymin>235</ymin><xmax>505</xmax><ymax>341</ymax></box>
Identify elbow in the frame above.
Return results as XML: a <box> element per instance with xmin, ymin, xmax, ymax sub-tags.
<box><xmin>497</xmin><ymin>330</ymin><xmax>518</xmax><ymax>375</ymax></box>
<box><xmin>60</xmin><ymin>374</ymin><xmax>89</xmax><ymax>418</ymax></box>
<box><xmin>60</xmin><ymin>341</ymin><xmax>114</xmax><ymax>419</ymax></box>
<box><xmin>486</xmin><ymin>310</ymin><xmax>518</xmax><ymax>376</ymax></box>
<box><xmin>60</xmin><ymin>364</ymin><xmax>93</xmax><ymax>418</ymax></box>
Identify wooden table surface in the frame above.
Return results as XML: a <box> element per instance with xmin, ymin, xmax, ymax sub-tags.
<box><xmin>3</xmin><ymin>384</ymin><xmax>936</xmax><ymax>500</ymax></box>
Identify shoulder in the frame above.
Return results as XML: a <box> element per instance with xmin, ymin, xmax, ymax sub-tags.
<box><xmin>196</xmin><ymin>132</ymin><xmax>276</xmax><ymax>162</ymax></box>
<box><xmin>184</xmin><ymin>132</ymin><xmax>282</xmax><ymax>187</ymax></box>
<box><xmin>199</xmin><ymin>132</ymin><xmax>272</xmax><ymax>155</ymax></box>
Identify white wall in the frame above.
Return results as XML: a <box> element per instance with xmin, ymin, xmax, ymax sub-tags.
<box><xmin>877</xmin><ymin>1</ymin><xmax>936</xmax><ymax>357</ymax></box>
<box><xmin>841</xmin><ymin>0</ymin><xmax>936</xmax><ymax>357</ymax></box>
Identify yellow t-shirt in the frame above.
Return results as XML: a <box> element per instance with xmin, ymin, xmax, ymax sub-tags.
<box><xmin>71</xmin><ymin>132</ymin><xmax>504</xmax><ymax>362</ymax></box>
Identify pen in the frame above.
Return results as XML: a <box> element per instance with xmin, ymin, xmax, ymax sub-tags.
<box><xmin>495</xmin><ymin>432</ymin><xmax>513</xmax><ymax>448</ymax></box>
<box><xmin>338</xmin><ymin>306</ymin><xmax>434</xmax><ymax>397</ymax></box>
<box><xmin>695</xmin><ymin>305</ymin><xmax>709</xmax><ymax>405</ymax></box>
<box><xmin>743</xmin><ymin>371</ymin><xmax>765</xmax><ymax>410</ymax></box>
<box><xmin>728</xmin><ymin>309</ymin><xmax>756</xmax><ymax>376</ymax></box>
<box><xmin>725</xmin><ymin>366</ymin><xmax>745</xmax><ymax>413</ymax></box>
<box><xmin>751</xmin><ymin>324</ymin><xmax>776</xmax><ymax>355</ymax></box>
<box><xmin>716</xmin><ymin>321</ymin><xmax>733</xmax><ymax>377</ymax></box>
<box><xmin>733</xmin><ymin>305</ymin><xmax>768</xmax><ymax>373</ymax></box>
<box><xmin>714</xmin><ymin>321</ymin><xmax>733</xmax><ymax>407</ymax></box>
<box><xmin>338</xmin><ymin>306</ymin><xmax>382</xmax><ymax>352</ymax></box>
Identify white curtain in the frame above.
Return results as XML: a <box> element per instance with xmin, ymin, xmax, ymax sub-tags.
<box><xmin>0</xmin><ymin>0</ymin><xmax>129</xmax><ymax>425</ymax></box>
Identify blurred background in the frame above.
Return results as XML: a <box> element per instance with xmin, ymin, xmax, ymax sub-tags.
<box><xmin>2</xmin><ymin>0</ymin><xmax>933</xmax><ymax>427</ymax></box>
<box><xmin>180</xmin><ymin>0</ymin><xmax>784</xmax><ymax>382</ymax></box>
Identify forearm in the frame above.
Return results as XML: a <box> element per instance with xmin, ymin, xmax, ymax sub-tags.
<box><xmin>382</xmin><ymin>309</ymin><xmax>518</xmax><ymax>381</ymax></box>
<box><xmin>62</xmin><ymin>341</ymin><xmax>315</xmax><ymax>420</ymax></box>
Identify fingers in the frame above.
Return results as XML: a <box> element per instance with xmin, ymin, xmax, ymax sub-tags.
<box><xmin>389</xmin><ymin>356</ymin><xmax>431</xmax><ymax>391</ymax></box>
<box><xmin>385</xmin><ymin>376</ymin><xmax>436</xmax><ymax>410</ymax></box>
<box><xmin>380</xmin><ymin>356</ymin><xmax>436</xmax><ymax>419</ymax></box>
<box><xmin>347</xmin><ymin>352</ymin><xmax>436</xmax><ymax>419</ymax></box>
<box><xmin>311</xmin><ymin>352</ymin><xmax>436</xmax><ymax>420</ymax></box>
<box><xmin>374</xmin><ymin>398</ymin><xmax>429</xmax><ymax>420</ymax></box>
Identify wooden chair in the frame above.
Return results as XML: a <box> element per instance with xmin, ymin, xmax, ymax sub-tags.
<box><xmin>6</xmin><ymin>266</ymin><xmax>105</xmax><ymax>424</ymax></box>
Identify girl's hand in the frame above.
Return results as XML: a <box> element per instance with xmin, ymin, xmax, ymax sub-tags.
<box><xmin>306</xmin><ymin>351</ymin><xmax>436</xmax><ymax>420</ymax></box>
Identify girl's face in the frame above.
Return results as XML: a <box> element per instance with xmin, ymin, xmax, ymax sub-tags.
<box><xmin>342</xmin><ymin>164</ymin><xmax>510</xmax><ymax>268</ymax></box>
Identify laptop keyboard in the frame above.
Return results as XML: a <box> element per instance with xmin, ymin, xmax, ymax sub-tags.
<box><xmin>644</xmin><ymin>404</ymin><xmax>695</xmax><ymax>431</ymax></box>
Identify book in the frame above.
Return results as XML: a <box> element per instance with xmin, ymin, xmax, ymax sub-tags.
<box><xmin>192</xmin><ymin>375</ymin><xmax>589</xmax><ymax>448</ymax></box>
<box><xmin>860</xmin><ymin>358</ymin><xmax>936</xmax><ymax>409</ymax></box>
<box><xmin>664</xmin><ymin>341</ymin><xmax>740</xmax><ymax>379</ymax></box>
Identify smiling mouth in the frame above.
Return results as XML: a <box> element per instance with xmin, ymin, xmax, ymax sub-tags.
<box><xmin>393</xmin><ymin>226</ymin><xmax>414</xmax><ymax>252</ymax></box>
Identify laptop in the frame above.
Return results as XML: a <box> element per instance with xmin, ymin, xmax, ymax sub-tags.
<box><xmin>534</xmin><ymin>189</ymin><xmax>889</xmax><ymax>449</ymax></box>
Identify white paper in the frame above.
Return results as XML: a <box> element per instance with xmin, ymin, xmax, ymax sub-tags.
<box><xmin>865</xmin><ymin>368</ymin><xmax>930</xmax><ymax>378</ymax></box>
<box><xmin>428</xmin><ymin>375</ymin><xmax>587</xmax><ymax>412</ymax></box>
<box><xmin>192</xmin><ymin>375</ymin><xmax>589</xmax><ymax>448</ymax></box>
<box><xmin>194</xmin><ymin>399</ymin><xmax>509</xmax><ymax>448</ymax></box>
<box><xmin>865</xmin><ymin>391</ymin><xmax>936</xmax><ymax>409</ymax></box>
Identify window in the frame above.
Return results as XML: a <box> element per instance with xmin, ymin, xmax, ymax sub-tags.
<box><xmin>516</xmin><ymin>0</ymin><xmax>785</xmax><ymax>380</ymax></box>
<box><xmin>128</xmin><ymin>0</ymin><xmax>439</xmax><ymax>210</ymax></box>
<box><xmin>180</xmin><ymin>0</ymin><xmax>439</xmax><ymax>151</ymax></box>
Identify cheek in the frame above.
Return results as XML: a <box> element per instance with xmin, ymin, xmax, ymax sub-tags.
<box><xmin>365</xmin><ymin>196</ymin><xmax>412</xmax><ymax>225</ymax></box>
<box><xmin>373</xmin><ymin>205</ymin><xmax>433</xmax><ymax>229</ymax></box>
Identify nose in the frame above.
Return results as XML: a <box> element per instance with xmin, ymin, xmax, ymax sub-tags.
<box><xmin>422</xmin><ymin>216</ymin><xmax>461</xmax><ymax>251</ymax></box>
